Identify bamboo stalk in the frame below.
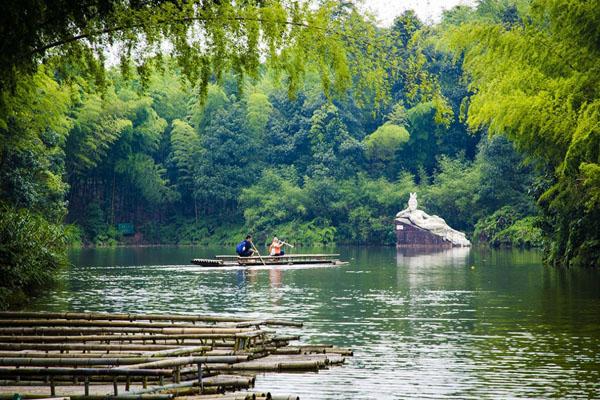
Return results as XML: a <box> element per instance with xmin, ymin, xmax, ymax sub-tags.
<box><xmin>119</xmin><ymin>356</ymin><xmax>249</xmax><ymax>369</ymax></box>
<box><xmin>0</xmin><ymin>343</ymin><xmax>185</xmax><ymax>352</ymax></box>
<box><xmin>207</xmin><ymin>360</ymin><xmax>319</xmax><ymax>371</ymax></box>
<box><xmin>0</xmin><ymin>312</ymin><xmax>251</xmax><ymax>323</ymax></box>
<box><xmin>270</xmin><ymin>335</ymin><xmax>300</xmax><ymax>341</ymax></box>
<box><xmin>0</xmin><ymin>312</ymin><xmax>304</xmax><ymax>326</ymax></box>
<box><xmin>0</xmin><ymin>367</ymin><xmax>173</xmax><ymax>376</ymax></box>
<box><xmin>0</xmin><ymin>320</ymin><xmax>240</xmax><ymax>328</ymax></box>
<box><xmin>143</xmin><ymin>346</ymin><xmax>212</xmax><ymax>357</ymax></box>
<box><xmin>128</xmin><ymin>374</ymin><xmax>254</xmax><ymax>395</ymax></box>
<box><xmin>0</xmin><ymin>327</ymin><xmax>252</xmax><ymax>335</ymax></box>
<box><xmin>0</xmin><ymin>356</ymin><xmax>248</xmax><ymax>367</ymax></box>
<box><xmin>0</xmin><ymin>319</ymin><xmax>299</xmax><ymax>329</ymax></box>
<box><xmin>0</xmin><ymin>352</ymin><xmax>151</xmax><ymax>359</ymax></box>
<box><xmin>0</xmin><ymin>375</ymin><xmax>165</xmax><ymax>384</ymax></box>
<box><xmin>0</xmin><ymin>395</ymin><xmax>173</xmax><ymax>400</ymax></box>
<box><xmin>0</xmin><ymin>332</ymin><xmax>263</xmax><ymax>343</ymax></box>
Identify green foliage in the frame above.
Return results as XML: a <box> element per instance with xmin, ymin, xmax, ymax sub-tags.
<box><xmin>493</xmin><ymin>217</ymin><xmax>544</xmax><ymax>248</ymax></box>
<box><xmin>443</xmin><ymin>0</ymin><xmax>600</xmax><ymax>266</ymax></box>
<box><xmin>66</xmin><ymin>89</ymin><xmax>132</xmax><ymax>175</ymax></box>
<box><xmin>240</xmin><ymin>169</ymin><xmax>417</xmax><ymax>245</ymax></box>
<box><xmin>476</xmin><ymin>135</ymin><xmax>537</xmax><ymax>216</ymax></box>
<box><xmin>270</xmin><ymin>219</ymin><xmax>337</xmax><ymax>246</ymax></box>
<box><xmin>115</xmin><ymin>154</ymin><xmax>178</xmax><ymax>205</ymax></box>
<box><xmin>169</xmin><ymin>119</ymin><xmax>201</xmax><ymax>191</ymax></box>
<box><xmin>63</xmin><ymin>224</ymin><xmax>83</xmax><ymax>247</ymax></box>
<box><xmin>1</xmin><ymin>1</ymin><xmax>367</xmax><ymax>108</ymax></box>
<box><xmin>308</xmin><ymin>103</ymin><xmax>363</xmax><ymax>178</ymax></box>
<box><xmin>474</xmin><ymin>207</ymin><xmax>544</xmax><ymax>248</ymax></box>
<box><xmin>79</xmin><ymin>202</ymin><xmax>107</xmax><ymax>243</ymax></box>
<box><xmin>364</xmin><ymin>123</ymin><xmax>410</xmax><ymax>162</ymax></box>
<box><xmin>474</xmin><ymin>206</ymin><xmax>523</xmax><ymax>243</ymax></box>
<box><xmin>246</xmin><ymin>92</ymin><xmax>273</xmax><ymax>136</ymax></box>
<box><xmin>0</xmin><ymin>68</ymin><xmax>72</xmax><ymax>221</ymax></box>
<box><xmin>0</xmin><ymin>206</ymin><xmax>67</xmax><ymax>309</ymax></box>
<box><xmin>93</xmin><ymin>226</ymin><xmax>121</xmax><ymax>247</ymax></box>
<box><xmin>421</xmin><ymin>156</ymin><xmax>482</xmax><ymax>231</ymax></box>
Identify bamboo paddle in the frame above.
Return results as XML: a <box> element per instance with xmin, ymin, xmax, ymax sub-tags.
<box><xmin>250</xmin><ymin>242</ymin><xmax>266</xmax><ymax>266</ymax></box>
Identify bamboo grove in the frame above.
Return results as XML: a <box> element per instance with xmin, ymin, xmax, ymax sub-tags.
<box><xmin>0</xmin><ymin>0</ymin><xmax>598</xmax><ymax>306</ymax></box>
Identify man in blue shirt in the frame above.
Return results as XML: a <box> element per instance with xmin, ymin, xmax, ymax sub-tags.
<box><xmin>236</xmin><ymin>235</ymin><xmax>256</xmax><ymax>257</ymax></box>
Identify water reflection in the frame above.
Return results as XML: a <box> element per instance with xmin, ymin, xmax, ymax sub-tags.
<box><xmin>396</xmin><ymin>246</ymin><xmax>471</xmax><ymax>268</ymax></box>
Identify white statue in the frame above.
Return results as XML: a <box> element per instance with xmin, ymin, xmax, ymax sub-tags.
<box><xmin>408</xmin><ymin>192</ymin><xmax>418</xmax><ymax>211</ymax></box>
<box><xmin>396</xmin><ymin>193</ymin><xmax>471</xmax><ymax>247</ymax></box>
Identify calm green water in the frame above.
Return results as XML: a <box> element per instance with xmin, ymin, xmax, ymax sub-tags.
<box><xmin>30</xmin><ymin>246</ymin><xmax>600</xmax><ymax>399</ymax></box>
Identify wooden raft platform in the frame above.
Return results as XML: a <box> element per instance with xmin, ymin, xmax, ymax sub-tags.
<box><xmin>191</xmin><ymin>254</ymin><xmax>346</xmax><ymax>267</ymax></box>
<box><xmin>0</xmin><ymin>312</ymin><xmax>352</xmax><ymax>400</ymax></box>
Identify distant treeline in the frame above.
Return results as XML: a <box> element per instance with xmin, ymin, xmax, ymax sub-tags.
<box><xmin>62</xmin><ymin>22</ymin><xmax>540</xmax><ymax>249</ymax></box>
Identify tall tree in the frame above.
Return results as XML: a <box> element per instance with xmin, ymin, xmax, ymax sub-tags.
<box><xmin>444</xmin><ymin>0</ymin><xmax>600</xmax><ymax>266</ymax></box>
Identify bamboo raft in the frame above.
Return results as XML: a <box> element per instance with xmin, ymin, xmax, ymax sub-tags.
<box><xmin>0</xmin><ymin>312</ymin><xmax>352</xmax><ymax>400</ymax></box>
<box><xmin>191</xmin><ymin>254</ymin><xmax>347</xmax><ymax>267</ymax></box>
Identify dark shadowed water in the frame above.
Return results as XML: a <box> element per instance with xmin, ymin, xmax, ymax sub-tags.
<box><xmin>29</xmin><ymin>246</ymin><xmax>600</xmax><ymax>399</ymax></box>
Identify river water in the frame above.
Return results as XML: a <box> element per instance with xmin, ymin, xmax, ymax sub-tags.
<box><xmin>29</xmin><ymin>246</ymin><xmax>600</xmax><ymax>399</ymax></box>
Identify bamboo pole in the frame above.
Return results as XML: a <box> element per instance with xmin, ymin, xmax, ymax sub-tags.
<box><xmin>0</xmin><ymin>376</ymin><xmax>165</xmax><ymax>384</ymax></box>
<box><xmin>207</xmin><ymin>360</ymin><xmax>320</xmax><ymax>372</ymax></box>
<box><xmin>0</xmin><ymin>312</ymin><xmax>250</xmax><ymax>323</ymax></box>
<box><xmin>0</xmin><ymin>395</ymin><xmax>173</xmax><ymax>400</ymax></box>
<box><xmin>0</xmin><ymin>352</ymin><xmax>163</xmax><ymax>359</ymax></box>
<box><xmin>127</xmin><ymin>375</ymin><xmax>254</xmax><ymax>395</ymax></box>
<box><xmin>0</xmin><ymin>355</ymin><xmax>248</xmax><ymax>367</ymax></box>
<box><xmin>0</xmin><ymin>332</ymin><xmax>264</xmax><ymax>343</ymax></box>
<box><xmin>0</xmin><ymin>320</ymin><xmax>241</xmax><ymax>328</ymax></box>
<box><xmin>0</xmin><ymin>319</ymin><xmax>299</xmax><ymax>329</ymax></box>
<box><xmin>0</xmin><ymin>343</ymin><xmax>186</xmax><ymax>352</ymax></box>
<box><xmin>0</xmin><ymin>327</ymin><xmax>252</xmax><ymax>335</ymax></box>
<box><xmin>143</xmin><ymin>346</ymin><xmax>212</xmax><ymax>357</ymax></box>
<box><xmin>0</xmin><ymin>367</ymin><xmax>173</xmax><ymax>376</ymax></box>
<box><xmin>119</xmin><ymin>356</ymin><xmax>249</xmax><ymax>369</ymax></box>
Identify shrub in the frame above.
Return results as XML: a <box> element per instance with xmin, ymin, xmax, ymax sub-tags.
<box><xmin>492</xmin><ymin>216</ymin><xmax>544</xmax><ymax>248</ymax></box>
<box><xmin>64</xmin><ymin>224</ymin><xmax>83</xmax><ymax>247</ymax></box>
<box><xmin>473</xmin><ymin>206</ymin><xmax>521</xmax><ymax>244</ymax></box>
<box><xmin>0</xmin><ymin>206</ymin><xmax>67</xmax><ymax>309</ymax></box>
<box><xmin>474</xmin><ymin>207</ymin><xmax>544</xmax><ymax>248</ymax></box>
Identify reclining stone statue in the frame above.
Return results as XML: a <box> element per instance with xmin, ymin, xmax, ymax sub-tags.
<box><xmin>396</xmin><ymin>193</ymin><xmax>471</xmax><ymax>247</ymax></box>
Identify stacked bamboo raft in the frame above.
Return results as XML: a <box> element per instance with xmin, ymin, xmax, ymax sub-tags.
<box><xmin>0</xmin><ymin>312</ymin><xmax>352</xmax><ymax>400</ymax></box>
<box><xmin>191</xmin><ymin>254</ymin><xmax>347</xmax><ymax>267</ymax></box>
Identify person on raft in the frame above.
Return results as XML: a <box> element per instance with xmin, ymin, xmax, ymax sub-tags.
<box><xmin>269</xmin><ymin>237</ymin><xmax>285</xmax><ymax>256</ymax></box>
<box><xmin>236</xmin><ymin>235</ymin><xmax>256</xmax><ymax>257</ymax></box>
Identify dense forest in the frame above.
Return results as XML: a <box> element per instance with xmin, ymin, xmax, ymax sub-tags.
<box><xmin>0</xmin><ymin>0</ymin><xmax>598</xmax><ymax>306</ymax></box>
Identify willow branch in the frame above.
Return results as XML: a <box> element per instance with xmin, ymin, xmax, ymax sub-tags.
<box><xmin>28</xmin><ymin>15</ymin><xmax>324</xmax><ymax>58</ymax></box>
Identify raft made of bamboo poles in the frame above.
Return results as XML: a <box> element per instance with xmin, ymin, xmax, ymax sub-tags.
<box><xmin>192</xmin><ymin>254</ymin><xmax>346</xmax><ymax>267</ymax></box>
<box><xmin>0</xmin><ymin>311</ymin><xmax>352</xmax><ymax>400</ymax></box>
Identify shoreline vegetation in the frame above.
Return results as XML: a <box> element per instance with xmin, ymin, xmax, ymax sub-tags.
<box><xmin>1</xmin><ymin>0</ymin><xmax>598</xmax><ymax>309</ymax></box>
<box><xmin>65</xmin><ymin>217</ymin><xmax>545</xmax><ymax>249</ymax></box>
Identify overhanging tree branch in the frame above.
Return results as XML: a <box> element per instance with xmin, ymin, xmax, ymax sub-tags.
<box><xmin>28</xmin><ymin>16</ymin><xmax>323</xmax><ymax>59</ymax></box>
